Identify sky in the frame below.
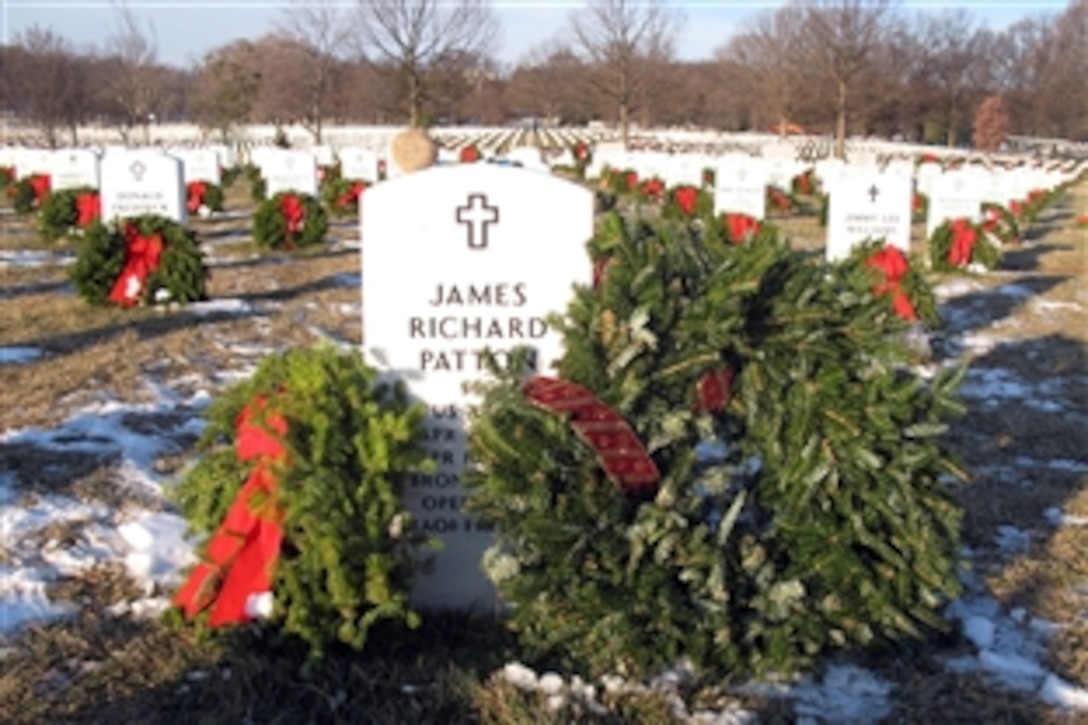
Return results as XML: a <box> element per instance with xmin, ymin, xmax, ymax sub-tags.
<box><xmin>0</xmin><ymin>0</ymin><xmax>1072</xmax><ymax>70</ymax></box>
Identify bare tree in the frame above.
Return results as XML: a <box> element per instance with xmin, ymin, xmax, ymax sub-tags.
<box><xmin>276</xmin><ymin>0</ymin><xmax>356</xmax><ymax>143</ymax></box>
<box><xmin>104</xmin><ymin>1</ymin><xmax>161</xmax><ymax>144</ymax></box>
<box><xmin>973</xmin><ymin>95</ymin><xmax>1009</xmax><ymax>152</ymax></box>
<box><xmin>356</xmin><ymin>0</ymin><xmax>499</xmax><ymax>127</ymax></box>
<box><xmin>567</xmin><ymin>0</ymin><xmax>681</xmax><ymax>148</ymax></box>
<box><xmin>190</xmin><ymin>40</ymin><xmax>262</xmax><ymax>142</ymax></box>
<box><xmin>794</xmin><ymin>0</ymin><xmax>895</xmax><ymax>158</ymax></box>
<box><xmin>914</xmin><ymin>10</ymin><xmax>990</xmax><ymax>147</ymax></box>
<box><xmin>8</xmin><ymin>26</ymin><xmax>88</xmax><ymax>147</ymax></box>
<box><xmin>717</xmin><ymin>6</ymin><xmax>803</xmax><ymax>136</ymax></box>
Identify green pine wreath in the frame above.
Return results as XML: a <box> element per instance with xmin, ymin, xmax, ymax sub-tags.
<box><xmin>980</xmin><ymin>202</ymin><xmax>1020</xmax><ymax>246</ymax></box>
<box><xmin>661</xmin><ymin>184</ymin><xmax>713</xmax><ymax>220</ymax></box>
<box><xmin>244</xmin><ymin>164</ymin><xmax>267</xmax><ymax>202</ymax></box>
<box><xmin>188</xmin><ymin>181</ymin><xmax>225</xmax><ymax>216</ymax></box>
<box><xmin>928</xmin><ymin>218</ymin><xmax>1001</xmax><ymax>273</ymax></box>
<box><xmin>836</xmin><ymin>239</ymin><xmax>940</xmax><ymax>329</ymax></box>
<box><xmin>912</xmin><ymin>191</ymin><xmax>929</xmax><ymax>222</ymax></box>
<box><xmin>68</xmin><ymin>214</ymin><xmax>207</xmax><ymax>306</ymax></box>
<box><xmin>322</xmin><ymin>176</ymin><xmax>367</xmax><ymax>217</ymax></box>
<box><xmin>10</xmin><ymin>176</ymin><xmax>42</xmax><ymax>215</ymax></box>
<box><xmin>252</xmin><ymin>192</ymin><xmax>328</xmax><ymax>251</ymax></box>
<box><xmin>37</xmin><ymin>186</ymin><xmax>95</xmax><ymax>242</ymax></box>
<box><xmin>464</xmin><ymin>212</ymin><xmax>965</xmax><ymax>683</ymax></box>
<box><xmin>171</xmin><ymin>346</ymin><xmax>435</xmax><ymax>661</ymax></box>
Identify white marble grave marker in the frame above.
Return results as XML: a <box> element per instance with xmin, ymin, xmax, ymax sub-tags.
<box><xmin>339</xmin><ymin>147</ymin><xmax>380</xmax><ymax>182</ymax></box>
<box><xmin>826</xmin><ymin>173</ymin><xmax>912</xmax><ymax>261</ymax></box>
<box><xmin>100</xmin><ymin>151</ymin><xmax>186</xmax><ymax>224</ymax></box>
<box><xmin>714</xmin><ymin>157</ymin><xmax>767</xmax><ymax>219</ymax></box>
<box><xmin>361</xmin><ymin>164</ymin><xmax>594</xmax><ymax>610</ymax></box>
<box><xmin>262</xmin><ymin>149</ymin><xmax>317</xmax><ymax>197</ymax></box>
<box><xmin>50</xmin><ymin>149</ymin><xmax>100</xmax><ymax>190</ymax></box>
<box><xmin>177</xmin><ymin>148</ymin><xmax>222</xmax><ymax>185</ymax></box>
<box><xmin>926</xmin><ymin>171</ymin><xmax>982</xmax><ymax>238</ymax></box>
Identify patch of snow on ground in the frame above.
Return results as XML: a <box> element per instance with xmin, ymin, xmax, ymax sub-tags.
<box><xmin>184</xmin><ymin>298</ymin><xmax>256</xmax><ymax>316</ymax></box>
<box><xmin>0</xmin><ymin>346</ymin><xmax>43</xmax><ymax>365</ymax></box>
<box><xmin>0</xmin><ymin>249</ymin><xmax>75</xmax><ymax>268</ymax></box>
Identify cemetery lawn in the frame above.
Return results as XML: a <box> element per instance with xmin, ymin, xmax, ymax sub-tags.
<box><xmin>0</xmin><ymin>180</ymin><xmax>1085</xmax><ymax>723</ymax></box>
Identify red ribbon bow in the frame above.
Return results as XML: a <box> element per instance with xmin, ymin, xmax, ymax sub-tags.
<box><xmin>625</xmin><ymin>171</ymin><xmax>639</xmax><ymax>191</ymax></box>
<box><xmin>725</xmin><ymin>213</ymin><xmax>760</xmax><ymax>243</ymax></box>
<box><xmin>108</xmin><ymin>224</ymin><xmax>164</xmax><ymax>306</ymax></box>
<box><xmin>673</xmin><ymin>186</ymin><xmax>699</xmax><ymax>215</ymax></box>
<box><xmin>29</xmin><ymin>174</ymin><xmax>51</xmax><ymax>207</ymax></box>
<box><xmin>279</xmin><ymin>194</ymin><xmax>305</xmax><ymax>237</ymax></box>
<box><xmin>338</xmin><ymin>181</ymin><xmax>365</xmax><ymax>210</ymax></box>
<box><xmin>460</xmin><ymin>146</ymin><xmax>479</xmax><ymax>163</ymax></box>
<box><xmin>186</xmin><ymin>180</ymin><xmax>208</xmax><ymax>214</ymax></box>
<box><xmin>768</xmin><ymin>188</ymin><xmax>790</xmax><ymax>211</ymax></box>
<box><xmin>75</xmin><ymin>192</ymin><xmax>100</xmax><ymax>227</ymax></box>
<box><xmin>641</xmin><ymin>178</ymin><xmax>665</xmax><ymax>199</ymax></box>
<box><xmin>174</xmin><ymin>397</ymin><xmax>288</xmax><ymax>627</ymax></box>
<box><xmin>866</xmin><ymin>245</ymin><xmax>917</xmax><ymax>321</ymax></box>
<box><xmin>795</xmin><ymin>173</ymin><xmax>812</xmax><ymax>195</ymax></box>
<box><xmin>524</xmin><ymin>377</ymin><xmax>660</xmax><ymax>497</ymax></box>
<box><xmin>695</xmin><ymin>367</ymin><xmax>736</xmax><ymax>413</ymax></box>
<box><xmin>947</xmin><ymin>218</ymin><xmax>978</xmax><ymax>267</ymax></box>
<box><xmin>576</xmin><ymin>143</ymin><xmax>589</xmax><ymax>161</ymax></box>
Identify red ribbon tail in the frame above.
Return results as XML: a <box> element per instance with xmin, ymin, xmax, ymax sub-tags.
<box><xmin>207</xmin><ymin>518</ymin><xmax>283</xmax><ymax>627</ymax></box>
<box><xmin>173</xmin><ymin>563</ymin><xmax>221</xmax><ymax>619</ymax></box>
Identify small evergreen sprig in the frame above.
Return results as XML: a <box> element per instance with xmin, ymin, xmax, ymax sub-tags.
<box><xmin>172</xmin><ymin>346</ymin><xmax>436</xmax><ymax>661</ymax></box>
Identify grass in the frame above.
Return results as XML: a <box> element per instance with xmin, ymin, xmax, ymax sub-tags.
<box><xmin>0</xmin><ymin>176</ymin><xmax>1086</xmax><ymax>722</ymax></box>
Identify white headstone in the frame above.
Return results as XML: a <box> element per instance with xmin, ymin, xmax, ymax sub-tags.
<box><xmin>50</xmin><ymin>149</ymin><xmax>100</xmax><ymax>190</ymax></box>
<box><xmin>100</xmin><ymin>151</ymin><xmax>186</xmax><ymax>224</ymax></box>
<box><xmin>361</xmin><ymin>165</ymin><xmax>594</xmax><ymax>610</ymax></box>
<box><xmin>312</xmin><ymin>145</ymin><xmax>336</xmax><ymax>167</ymax></box>
<box><xmin>261</xmin><ymin>149</ymin><xmax>318</xmax><ymax>197</ymax></box>
<box><xmin>714</xmin><ymin>157</ymin><xmax>768</xmax><ymax>219</ymax></box>
<box><xmin>340</xmin><ymin>147</ymin><xmax>380</xmax><ymax>182</ymax></box>
<box><xmin>826</xmin><ymin>173</ymin><xmax>912</xmax><ymax>262</ymax></box>
<box><xmin>177</xmin><ymin>148</ymin><xmax>221</xmax><ymax>185</ymax></box>
<box><xmin>926</xmin><ymin>171</ymin><xmax>983</xmax><ymax>238</ymax></box>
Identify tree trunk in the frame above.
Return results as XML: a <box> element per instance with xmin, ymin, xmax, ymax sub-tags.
<box><xmin>946</xmin><ymin>90</ymin><xmax>957</xmax><ymax>147</ymax></box>
<box><xmin>620</xmin><ymin>103</ymin><xmax>629</xmax><ymax>150</ymax></box>
<box><xmin>408</xmin><ymin>70</ymin><xmax>422</xmax><ymax>128</ymax></box>
<box><xmin>835</xmin><ymin>80</ymin><xmax>847</xmax><ymax>159</ymax></box>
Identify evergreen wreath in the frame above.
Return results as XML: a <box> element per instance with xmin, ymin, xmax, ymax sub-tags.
<box><xmin>0</xmin><ymin>166</ymin><xmax>13</xmax><ymax>191</ymax></box>
<box><xmin>836</xmin><ymin>239</ymin><xmax>940</xmax><ymax>328</ymax></box>
<box><xmin>464</xmin><ymin>212</ymin><xmax>965</xmax><ymax>683</ymax></box>
<box><xmin>928</xmin><ymin>218</ymin><xmax>1001</xmax><ymax>273</ymax></box>
<box><xmin>791</xmin><ymin>170</ymin><xmax>816</xmax><ymax>196</ymax></box>
<box><xmin>171</xmin><ymin>346</ymin><xmax>435</xmax><ymax>661</ymax></box>
<box><xmin>661</xmin><ymin>185</ymin><xmax>713</xmax><ymax>220</ymax></box>
<box><xmin>11</xmin><ymin>174</ymin><xmax>51</xmax><ymax>215</ymax></box>
<box><xmin>37</xmin><ymin>186</ymin><xmax>98</xmax><ymax>242</ymax></box>
<box><xmin>322</xmin><ymin>176</ymin><xmax>367</xmax><ymax>217</ymax></box>
<box><xmin>252</xmin><ymin>192</ymin><xmax>328</xmax><ymax>251</ymax></box>
<box><xmin>765</xmin><ymin>184</ymin><xmax>795</xmax><ymax>216</ymax></box>
<box><xmin>186</xmin><ymin>180</ymin><xmax>225</xmax><ymax>217</ymax></box>
<box><xmin>980</xmin><ymin>202</ymin><xmax>1020</xmax><ymax>246</ymax></box>
<box><xmin>719</xmin><ymin>213</ymin><xmax>779</xmax><ymax>246</ymax></box>
<box><xmin>912</xmin><ymin>191</ymin><xmax>929</xmax><ymax>222</ymax></box>
<box><xmin>68</xmin><ymin>214</ymin><xmax>207</xmax><ymax>307</ymax></box>
<box><xmin>245</xmin><ymin>164</ymin><xmax>267</xmax><ymax>202</ymax></box>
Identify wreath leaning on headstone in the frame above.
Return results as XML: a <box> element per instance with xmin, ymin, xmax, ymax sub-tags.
<box><xmin>252</xmin><ymin>191</ymin><xmax>328</xmax><ymax>251</ymax></box>
<box><xmin>37</xmin><ymin>186</ymin><xmax>100</xmax><ymax>242</ymax></box>
<box><xmin>68</xmin><ymin>214</ymin><xmax>207</xmax><ymax>307</ymax></box>
<box><xmin>10</xmin><ymin>173</ymin><xmax>51</xmax><ymax>215</ymax></box>
<box><xmin>186</xmin><ymin>180</ymin><xmax>225</xmax><ymax>217</ymax></box>
<box><xmin>464</xmin><ymin>212</ymin><xmax>965</xmax><ymax>684</ymax></box>
<box><xmin>928</xmin><ymin>217</ymin><xmax>1001</xmax><ymax>273</ymax></box>
<box><xmin>170</xmin><ymin>346</ymin><xmax>436</xmax><ymax>661</ymax></box>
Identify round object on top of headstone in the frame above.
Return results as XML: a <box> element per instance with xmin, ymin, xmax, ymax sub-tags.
<box><xmin>390</xmin><ymin>128</ymin><xmax>437</xmax><ymax>174</ymax></box>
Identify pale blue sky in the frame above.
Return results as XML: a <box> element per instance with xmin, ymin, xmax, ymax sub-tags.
<box><xmin>0</xmin><ymin>1</ymin><xmax>1068</xmax><ymax>70</ymax></box>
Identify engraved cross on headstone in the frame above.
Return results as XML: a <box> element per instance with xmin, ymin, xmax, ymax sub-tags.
<box><xmin>456</xmin><ymin>193</ymin><xmax>499</xmax><ymax>250</ymax></box>
<box><xmin>130</xmin><ymin>160</ymin><xmax>146</xmax><ymax>182</ymax></box>
<box><xmin>867</xmin><ymin>184</ymin><xmax>880</xmax><ymax>203</ymax></box>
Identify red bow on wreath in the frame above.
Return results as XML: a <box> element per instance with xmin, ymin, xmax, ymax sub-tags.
<box><xmin>279</xmin><ymin>194</ymin><xmax>305</xmax><ymax>237</ymax></box>
<box><xmin>460</xmin><ymin>146</ymin><xmax>480</xmax><ymax>163</ymax></box>
<box><xmin>866</xmin><ymin>245</ymin><xmax>917</xmax><ymax>322</ymax></box>
<box><xmin>725</xmin><ymin>213</ymin><xmax>759</xmax><ymax>243</ymax></box>
<box><xmin>186</xmin><ymin>180</ymin><xmax>208</xmax><ymax>214</ymax></box>
<box><xmin>641</xmin><ymin>178</ymin><xmax>665</xmax><ymax>199</ymax></box>
<box><xmin>338</xmin><ymin>181</ymin><xmax>365</xmax><ymax>211</ymax></box>
<box><xmin>947</xmin><ymin>218</ymin><xmax>978</xmax><ymax>267</ymax></box>
<box><xmin>673</xmin><ymin>186</ymin><xmax>699</xmax><ymax>215</ymax></box>
<box><xmin>625</xmin><ymin>171</ymin><xmax>639</xmax><ymax>191</ymax></box>
<box><xmin>29</xmin><ymin>174</ymin><xmax>51</xmax><ymax>208</ymax></box>
<box><xmin>108</xmin><ymin>224</ymin><xmax>164</xmax><ymax>307</ymax></box>
<box><xmin>524</xmin><ymin>377</ymin><xmax>660</xmax><ymax>497</ymax></box>
<box><xmin>75</xmin><ymin>192</ymin><xmax>100</xmax><ymax>227</ymax></box>
<box><xmin>174</xmin><ymin>397</ymin><xmax>288</xmax><ymax>627</ymax></box>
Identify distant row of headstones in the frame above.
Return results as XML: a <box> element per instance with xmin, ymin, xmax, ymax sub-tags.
<box><xmin>3</xmin><ymin>138</ymin><xmax>1082</xmax><ymax>261</ymax></box>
